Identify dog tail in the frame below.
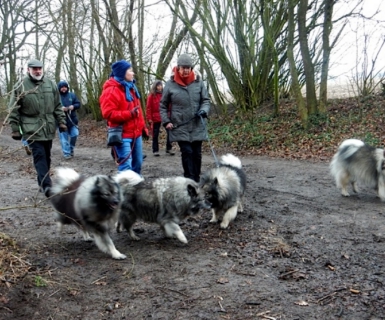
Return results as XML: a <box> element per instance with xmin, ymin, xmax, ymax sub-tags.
<box><xmin>49</xmin><ymin>167</ymin><xmax>80</xmax><ymax>195</ymax></box>
<box><xmin>220</xmin><ymin>153</ymin><xmax>242</xmax><ymax>169</ymax></box>
<box><xmin>114</xmin><ymin>170</ymin><xmax>144</xmax><ymax>187</ymax></box>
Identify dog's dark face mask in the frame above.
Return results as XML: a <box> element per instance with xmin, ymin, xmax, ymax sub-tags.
<box><xmin>93</xmin><ymin>176</ymin><xmax>121</xmax><ymax>213</ymax></box>
<box><xmin>187</xmin><ymin>184</ymin><xmax>212</xmax><ymax>214</ymax></box>
<box><xmin>200</xmin><ymin>177</ymin><xmax>220</xmax><ymax>208</ymax></box>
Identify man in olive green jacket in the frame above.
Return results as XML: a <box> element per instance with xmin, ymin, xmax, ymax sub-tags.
<box><xmin>8</xmin><ymin>59</ymin><xmax>67</xmax><ymax>195</ymax></box>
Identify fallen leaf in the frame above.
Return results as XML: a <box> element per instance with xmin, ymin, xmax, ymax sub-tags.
<box><xmin>294</xmin><ymin>300</ymin><xmax>309</xmax><ymax>306</ymax></box>
<box><xmin>350</xmin><ymin>288</ymin><xmax>360</xmax><ymax>294</ymax></box>
<box><xmin>217</xmin><ymin>278</ymin><xmax>229</xmax><ymax>284</ymax></box>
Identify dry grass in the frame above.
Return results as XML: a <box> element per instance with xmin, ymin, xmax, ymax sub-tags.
<box><xmin>0</xmin><ymin>233</ymin><xmax>31</xmax><ymax>288</ymax></box>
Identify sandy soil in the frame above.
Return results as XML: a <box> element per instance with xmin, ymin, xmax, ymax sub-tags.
<box><xmin>0</xmin><ymin>126</ymin><xmax>384</xmax><ymax>320</ymax></box>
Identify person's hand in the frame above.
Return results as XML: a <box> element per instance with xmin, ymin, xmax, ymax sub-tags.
<box><xmin>68</xmin><ymin>105</ymin><xmax>74</xmax><ymax>111</ymax></box>
<box><xmin>165</xmin><ymin>123</ymin><xmax>173</xmax><ymax>130</ymax></box>
<box><xmin>59</xmin><ymin>123</ymin><xmax>68</xmax><ymax>132</ymax></box>
<box><xmin>196</xmin><ymin>110</ymin><xmax>207</xmax><ymax>118</ymax></box>
<box><xmin>142</xmin><ymin>128</ymin><xmax>150</xmax><ymax>141</ymax></box>
<box><xmin>62</xmin><ymin>106</ymin><xmax>68</xmax><ymax>112</ymax></box>
<box><xmin>11</xmin><ymin>131</ymin><xmax>22</xmax><ymax>140</ymax></box>
<box><xmin>130</xmin><ymin>107</ymin><xmax>139</xmax><ymax>118</ymax></box>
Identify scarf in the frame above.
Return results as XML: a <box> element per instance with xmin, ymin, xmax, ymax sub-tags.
<box><xmin>113</xmin><ymin>76</ymin><xmax>140</xmax><ymax>102</ymax></box>
<box><xmin>172</xmin><ymin>67</ymin><xmax>196</xmax><ymax>87</ymax></box>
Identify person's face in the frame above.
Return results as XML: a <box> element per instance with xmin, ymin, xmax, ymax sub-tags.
<box><xmin>28</xmin><ymin>67</ymin><xmax>44</xmax><ymax>80</ymax></box>
<box><xmin>60</xmin><ymin>86</ymin><xmax>68</xmax><ymax>93</ymax></box>
<box><xmin>156</xmin><ymin>84</ymin><xmax>163</xmax><ymax>92</ymax></box>
<box><xmin>178</xmin><ymin>66</ymin><xmax>192</xmax><ymax>77</ymax></box>
<box><xmin>125</xmin><ymin>68</ymin><xmax>135</xmax><ymax>81</ymax></box>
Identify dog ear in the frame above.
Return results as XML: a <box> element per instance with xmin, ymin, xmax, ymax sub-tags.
<box><xmin>187</xmin><ymin>184</ymin><xmax>198</xmax><ymax>197</ymax></box>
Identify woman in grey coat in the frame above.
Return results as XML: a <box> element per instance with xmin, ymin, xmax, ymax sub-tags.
<box><xmin>160</xmin><ymin>53</ymin><xmax>210</xmax><ymax>182</ymax></box>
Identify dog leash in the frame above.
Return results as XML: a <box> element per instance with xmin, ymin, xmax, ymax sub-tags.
<box><xmin>199</xmin><ymin>115</ymin><xmax>219</xmax><ymax>167</ymax></box>
<box><xmin>111</xmin><ymin>116</ymin><xmax>139</xmax><ymax>166</ymax></box>
<box><xmin>172</xmin><ymin>116</ymin><xmax>196</xmax><ymax>129</ymax></box>
<box><xmin>66</xmin><ymin>110</ymin><xmax>79</xmax><ymax>129</ymax></box>
<box><xmin>111</xmin><ymin>137</ymin><xmax>136</xmax><ymax>166</ymax></box>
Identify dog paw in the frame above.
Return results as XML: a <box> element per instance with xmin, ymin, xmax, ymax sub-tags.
<box><xmin>112</xmin><ymin>252</ymin><xmax>127</xmax><ymax>260</ymax></box>
<box><xmin>341</xmin><ymin>190</ymin><xmax>350</xmax><ymax>197</ymax></box>
<box><xmin>209</xmin><ymin>218</ymin><xmax>218</xmax><ymax>223</ymax></box>
<box><xmin>130</xmin><ymin>234</ymin><xmax>141</xmax><ymax>241</ymax></box>
<box><xmin>220</xmin><ymin>222</ymin><xmax>229</xmax><ymax>229</ymax></box>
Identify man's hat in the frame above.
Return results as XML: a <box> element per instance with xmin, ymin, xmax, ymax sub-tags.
<box><xmin>27</xmin><ymin>59</ymin><xmax>44</xmax><ymax>68</ymax></box>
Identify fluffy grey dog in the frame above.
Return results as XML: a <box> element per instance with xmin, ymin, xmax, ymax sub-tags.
<box><xmin>114</xmin><ymin>170</ymin><xmax>211</xmax><ymax>243</ymax></box>
<box><xmin>47</xmin><ymin>167</ymin><xmax>126</xmax><ymax>259</ymax></box>
<box><xmin>199</xmin><ymin>154</ymin><xmax>247</xmax><ymax>229</ymax></box>
<box><xmin>330</xmin><ymin>138</ymin><xmax>385</xmax><ymax>200</ymax></box>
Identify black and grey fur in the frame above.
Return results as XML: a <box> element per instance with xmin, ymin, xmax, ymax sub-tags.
<box><xmin>114</xmin><ymin>170</ymin><xmax>211</xmax><ymax>243</ymax></box>
<box><xmin>200</xmin><ymin>154</ymin><xmax>246</xmax><ymax>229</ymax></box>
<box><xmin>47</xmin><ymin>167</ymin><xmax>126</xmax><ymax>259</ymax></box>
<box><xmin>330</xmin><ymin>139</ymin><xmax>385</xmax><ymax>200</ymax></box>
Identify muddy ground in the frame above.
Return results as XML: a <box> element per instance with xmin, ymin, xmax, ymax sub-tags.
<box><xmin>0</xmin><ymin>124</ymin><xmax>384</xmax><ymax>320</ymax></box>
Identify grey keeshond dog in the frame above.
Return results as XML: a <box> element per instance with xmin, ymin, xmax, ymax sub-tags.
<box><xmin>47</xmin><ymin>167</ymin><xmax>126</xmax><ymax>259</ymax></box>
<box><xmin>114</xmin><ymin>170</ymin><xmax>211</xmax><ymax>244</ymax></box>
<box><xmin>199</xmin><ymin>154</ymin><xmax>247</xmax><ymax>229</ymax></box>
<box><xmin>330</xmin><ymin>139</ymin><xmax>385</xmax><ymax>200</ymax></box>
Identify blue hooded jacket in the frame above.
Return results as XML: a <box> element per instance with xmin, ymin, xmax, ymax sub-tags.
<box><xmin>57</xmin><ymin>81</ymin><xmax>81</xmax><ymax>128</ymax></box>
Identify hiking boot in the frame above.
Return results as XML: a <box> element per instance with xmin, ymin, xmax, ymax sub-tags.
<box><xmin>166</xmin><ymin>149</ymin><xmax>175</xmax><ymax>155</ymax></box>
<box><xmin>24</xmin><ymin>145</ymin><xmax>32</xmax><ymax>156</ymax></box>
<box><xmin>63</xmin><ymin>155</ymin><xmax>72</xmax><ymax>160</ymax></box>
<box><xmin>153</xmin><ymin>151</ymin><xmax>160</xmax><ymax>157</ymax></box>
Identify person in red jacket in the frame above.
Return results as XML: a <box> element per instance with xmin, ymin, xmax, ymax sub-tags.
<box><xmin>100</xmin><ymin>60</ymin><xmax>148</xmax><ymax>174</ymax></box>
<box><xmin>146</xmin><ymin>80</ymin><xmax>174</xmax><ymax>156</ymax></box>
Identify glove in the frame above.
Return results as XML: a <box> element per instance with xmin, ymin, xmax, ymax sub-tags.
<box><xmin>130</xmin><ymin>107</ymin><xmax>139</xmax><ymax>118</ymax></box>
<box><xmin>142</xmin><ymin>128</ymin><xmax>150</xmax><ymax>141</ymax></box>
<box><xmin>59</xmin><ymin>123</ymin><xmax>68</xmax><ymax>132</ymax></box>
<box><xmin>196</xmin><ymin>110</ymin><xmax>207</xmax><ymax>118</ymax></box>
<box><xmin>11</xmin><ymin>131</ymin><xmax>22</xmax><ymax>140</ymax></box>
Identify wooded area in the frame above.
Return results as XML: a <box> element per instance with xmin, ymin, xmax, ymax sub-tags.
<box><xmin>0</xmin><ymin>0</ymin><xmax>383</xmax><ymax>127</ymax></box>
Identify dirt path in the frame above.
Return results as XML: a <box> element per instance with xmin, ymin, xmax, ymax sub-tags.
<box><xmin>0</xmin><ymin>130</ymin><xmax>384</xmax><ymax>320</ymax></box>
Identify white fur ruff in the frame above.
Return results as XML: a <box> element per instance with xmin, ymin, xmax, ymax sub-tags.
<box><xmin>50</xmin><ymin>167</ymin><xmax>80</xmax><ymax>195</ymax></box>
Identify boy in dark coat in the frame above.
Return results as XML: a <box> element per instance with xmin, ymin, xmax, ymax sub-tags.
<box><xmin>57</xmin><ymin>80</ymin><xmax>81</xmax><ymax>159</ymax></box>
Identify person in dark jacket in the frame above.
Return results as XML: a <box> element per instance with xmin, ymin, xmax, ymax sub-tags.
<box><xmin>146</xmin><ymin>80</ymin><xmax>174</xmax><ymax>156</ymax></box>
<box><xmin>8</xmin><ymin>59</ymin><xmax>67</xmax><ymax>195</ymax></box>
<box><xmin>57</xmin><ymin>80</ymin><xmax>81</xmax><ymax>159</ymax></box>
<box><xmin>160</xmin><ymin>53</ymin><xmax>210</xmax><ymax>182</ymax></box>
<box><xmin>100</xmin><ymin>60</ymin><xmax>148</xmax><ymax>174</ymax></box>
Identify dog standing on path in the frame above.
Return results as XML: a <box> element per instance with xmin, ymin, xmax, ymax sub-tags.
<box><xmin>47</xmin><ymin>167</ymin><xmax>126</xmax><ymax>259</ymax></box>
<box><xmin>330</xmin><ymin>138</ymin><xmax>385</xmax><ymax>200</ymax></box>
<box><xmin>199</xmin><ymin>154</ymin><xmax>247</xmax><ymax>229</ymax></box>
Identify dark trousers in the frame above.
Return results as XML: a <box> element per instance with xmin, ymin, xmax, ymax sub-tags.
<box><xmin>177</xmin><ymin>141</ymin><xmax>202</xmax><ymax>182</ymax></box>
<box><xmin>152</xmin><ymin>122</ymin><xmax>172</xmax><ymax>152</ymax></box>
<box><xmin>29</xmin><ymin>140</ymin><xmax>53</xmax><ymax>189</ymax></box>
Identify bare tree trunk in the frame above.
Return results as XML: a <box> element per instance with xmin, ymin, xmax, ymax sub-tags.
<box><xmin>319</xmin><ymin>0</ymin><xmax>334</xmax><ymax>114</ymax></box>
<box><xmin>288</xmin><ymin>0</ymin><xmax>307</xmax><ymax>128</ymax></box>
<box><xmin>67</xmin><ymin>0</ymin><xmax>81</xmax><ymax>98</ymax></box>
<box><xmin>35</xmin><ymin>0</ymin><xmax>39</xmax><ymax>59</ymax></box>
<box><xmin>155</xmin><ymin>0</ymin><xmax>199</xmax><ymax>80</ymax></box>
<box><xmin>298</xmin><ymin>0</ymin><xmax>317</xmax><ymax>115</ymax></box>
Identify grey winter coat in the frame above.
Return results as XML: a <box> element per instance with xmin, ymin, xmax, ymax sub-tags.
<box><xmin>160</xmin><ymin>72</ymin><xmax>210</xmax><ymax>142</ymax></box>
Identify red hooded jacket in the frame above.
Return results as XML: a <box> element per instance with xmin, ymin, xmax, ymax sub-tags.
<box><xmin>146</xmin><ymin>92</ymin><xmax>162</xmax><ymax>123</ymax></box>
<box><xmin>100</xmin><ymin>77</ymin><xmax>146</xmax><ymax>139</ymax></box>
